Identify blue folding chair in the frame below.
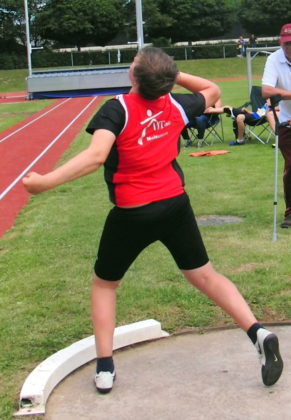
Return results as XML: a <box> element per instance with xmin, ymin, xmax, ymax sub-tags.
<box><xmin>181</xmin><ymin>113</ymin><xmax>224</xmax><ymax>147</ymax></box>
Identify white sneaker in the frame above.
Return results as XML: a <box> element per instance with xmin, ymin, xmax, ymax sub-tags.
<box><xmin>255</xmin><ymin>328</ymin><xmax>283</xmax><ymax>386</ymax></box>
<box><xmin>95</xmin><ymin>371</ymin><xmax>116</xmax><ymax>393</ymax></box>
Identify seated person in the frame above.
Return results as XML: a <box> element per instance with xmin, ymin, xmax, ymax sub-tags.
<box><xmin>181</xmin><ymin>100</ymin><xmax>222</xmax><ymax>146</ymax></box>
<box><xmin>208</xmin><ymin>100</ymin><xmax>279</xmax><ymax>146</ymax></box>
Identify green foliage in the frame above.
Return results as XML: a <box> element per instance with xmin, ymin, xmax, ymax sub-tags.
<box><xmin>0</xmin><ymin>53</ymin><xmax>27</xmax><ymax>70</ymax></box>
<box><xmin>0</xmin><ymin>0</ymin><xmax>283</xmax><ymax>60</ymax></box>
<box><xmin>1</xmin><ymin>39</ymin><xmax>279</xmax><ymax>71</ymax></box>
<box><xmin>151</xmin><ymin>37</ymin><xmax>172</xmax><ymax>48</ymax></box>
<box><xmin>122</xmin><ymin>0</ymin><xmax>175</xmax><ymax>44</ymax></box>
<box><xmin>239</xmin><ymin>0</ymin><xmax>291</xmax><ymax>36</ymax></box>
<box><xmin>0</xmin><ymin>0</ymin><xmax>24</xmax><ymax>47</ymax></box>
<box><xmin>140</xmin><ymin>0</ymin><xmax>175</xmax><ymax>42</ymax></box>
<box><xmin>31</xmin><ymin>49</ymin><xmax>134</xmax><ymax>68</ymax></box>
<box><xmin>0</xmin><ymin>44</ymin><xmax>232</xmax><ymax>70</ymax></box>
<box><xmin>37</xmin><ymin>0</ymin><xmax>125</xmax><ymax>48</ymax></box>
<box><xmin>0</xmin><ymin>0</ymin><xmax>47</xmax><ymax>48</ymax></box>
<box><xmin>157</xmin><ymin>0</ymin><xmax>235</xmax><ymax>42</ymax></box>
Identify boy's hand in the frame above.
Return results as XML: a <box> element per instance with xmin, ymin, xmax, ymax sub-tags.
<box><xmin>22</xmin><ymin>172</ymin><xmax>47</xmax><ymax>195</ymax></box>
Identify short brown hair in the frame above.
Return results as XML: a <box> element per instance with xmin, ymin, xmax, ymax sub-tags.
<box><xmin>134</xmin><ymin>47</ymin><xmax>178</xmax><ymax>100</ymax></box>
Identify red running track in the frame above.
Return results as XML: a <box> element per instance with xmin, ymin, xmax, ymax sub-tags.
<box><xmin>0</xmin><ymin>95</ymin><xmax>103</xmax><ymax>237</ymax></box>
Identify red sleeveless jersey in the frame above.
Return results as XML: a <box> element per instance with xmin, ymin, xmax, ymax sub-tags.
<box><xmin>112</xmin><ymin>93</ymin><xmax>189</xmax><ymax>206</ymax></box>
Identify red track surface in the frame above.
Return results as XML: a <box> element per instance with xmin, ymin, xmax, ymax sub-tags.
<box><xmin>0</xmin><ymin>95</ymin><xmax>103</xmax><ymax>237</ymax></box>
<box><xmin>0</xmin><ymin>77</ymin><xmax>252</xmax><ymax>238</ymax></box>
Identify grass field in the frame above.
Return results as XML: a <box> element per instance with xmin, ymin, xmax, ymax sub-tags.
<box><xmin>0</xmin><ymin>56</ymin><xmax>266</xmax><ymax>92</ymax></box>
<box><xmin>0</xmin><ymin>100</ymin><xmax>54</xmax><ymax>131</ymax></box>
<box><xmin>1</xmin><ymin>57</ymin><xmax>291</xmax><ymax>419</ymax></box>
<box><xmin>0</xmin><ymin>69</ymin><xmax>28</xmax><ymax>93</ymax></box>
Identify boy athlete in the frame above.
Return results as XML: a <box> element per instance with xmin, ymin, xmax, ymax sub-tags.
<box><xmin>23</xmin><ymin>47</ymin><xmax>283</xmax><ymax>393</ymax></box>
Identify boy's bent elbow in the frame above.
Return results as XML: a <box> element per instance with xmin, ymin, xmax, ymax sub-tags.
<box><xmin>91</xmin><ymin>152</ymin><xmax>106</xmax><ymax>169</ymax></box>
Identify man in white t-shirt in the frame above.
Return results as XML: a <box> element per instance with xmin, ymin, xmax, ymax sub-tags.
<box><xmin>262</xmin><ymin>23</ymin><xmax>291</xmax><ymax>228</ymax></box>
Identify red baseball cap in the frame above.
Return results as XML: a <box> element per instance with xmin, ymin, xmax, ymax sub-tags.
<box><xmin>280</xmin><ymin>23</ymin><xmax>291</xmax><ymax>43</ymax></box>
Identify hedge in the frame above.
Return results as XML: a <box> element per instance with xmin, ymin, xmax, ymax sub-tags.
<box><xmin>0</xmin><ymin>41</ymin><xmax>279</xmax><ymax>70</ymax></box>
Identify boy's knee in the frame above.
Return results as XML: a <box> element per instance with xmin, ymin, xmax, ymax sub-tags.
<box><xmin>237</xmin><ymin>114</ymin><xmax>245</xmax><ymax>123</ymax></box>
<box><xmin>92</xmin><ymin>274</ymin><xmax>120</xmax><ymax>289</ymax></box>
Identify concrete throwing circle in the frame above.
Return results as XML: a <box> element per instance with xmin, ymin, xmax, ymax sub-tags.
<box><xmin>196</xmin><ymin>215</ymin><xmax>244</xmax><ymax>226</ymax></box>
<box><xmin>44</xmin><ymin>326</ymin><xmax>290</xmax><ymax>420</ymax></box>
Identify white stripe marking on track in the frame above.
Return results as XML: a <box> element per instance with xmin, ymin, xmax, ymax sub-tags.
<box><xmin>0</xmin><ymin>94</ymin><xmax>26</xmax><ymax>99</ymax></box>
<box><xmin>0</xmin><ymin>97</ymin><xmax>72</xmax><ymax>144</ymax></box>
<box><xmin>0</xmin><ymin>96</ymin><xmax>98</xmax><ymax>200</ymax></box>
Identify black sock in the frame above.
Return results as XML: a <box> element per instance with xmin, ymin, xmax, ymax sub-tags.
<box><xmin>247</xmin><ymin>322</ymin><xmax>264</xmax><ymax>344</ymax></box>
<box><xmin>96</xmin><ymin>356</ymin><xmax>114</xmax><ymax>374</ymax></box>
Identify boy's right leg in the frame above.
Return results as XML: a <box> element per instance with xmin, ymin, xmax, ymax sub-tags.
<box><xmin>182</xmin><ymin>262</ymin><xmax>283</xmax><ymax>386</ymax></box>
<box><xmin>91</xmin><ymin>274</ymin><xmax>120</xmax><ymax>393</ymax></box>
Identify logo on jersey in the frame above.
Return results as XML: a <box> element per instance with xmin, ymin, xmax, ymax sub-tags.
<box><xmin>138</xmin><ymin>109</ymin><xmax>171</xmax><ymax>145</ymax></box>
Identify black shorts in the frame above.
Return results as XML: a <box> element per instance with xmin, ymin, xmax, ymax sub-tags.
<box><xmin>232</xmin><ymin>107</ymin><xmax>258</xmax><ymax>125</ymax></box>
<box><xmin>94</xmin><ymin>193</ymin><xmax>209</xmax><ymax>281</ymax></box>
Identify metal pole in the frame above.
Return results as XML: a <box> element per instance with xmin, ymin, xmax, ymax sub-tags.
<box><xmin>24</xmin><ymin>0</ymin><xmax>32</xmax><ymax>76</ymax></box>
<box><xmin>269</xmin><ymin>97</ymin><xmax>281</xmax><ymax>241</ymax></box>
<box><xmin>135</xmin><ymin>0</ymin><xmax>144</xmax><ymax>50</ymax></box>
<box><xmin>246</xmin><ymin>49</ymin><xmax>252</xmax><ymax>97</ymax></box>
<box><xmin>273</xmin><ymin>130</ymin><xmax>279</xmax><ymax>241</ymax></box>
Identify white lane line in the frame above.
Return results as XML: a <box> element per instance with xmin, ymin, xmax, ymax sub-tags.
<box><xmin>0</xmin><ymin>98</ymin><xmax>72</xmax><ymax>144</ymax></box>
<box><xmin>0</xmin><ymin>94</ymin><xmax>26</xmax><ymax>99</ymax></box>
<box><xmin>0</xmin><ymin>96</ymin><xmax>97</xmax><ymax>201</ymax></box>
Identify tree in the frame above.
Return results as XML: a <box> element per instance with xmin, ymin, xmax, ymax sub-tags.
<box><xmin>239</xmin><ymin>0</ymin><xmax>291</xmax><ymax>36</ymax></box>
<box><xmin>153</xmin><ymin>0</ymin><xmax>235</xmax><ymax>43</ymax></box>
<box><xmin>120</xmin><ymin>0</ymin><xmax>172</xmax><ymax>44</ymax></box>
<box><xmin>0</xmin><ymin>0</ymin><xmax>23</xmax><ymax>51</ymax></box>
<box><xmin>0</xmin><ymin>0</ymin><xmax>47</xmax><ymax>51</ymax></box>
<box><xmin>122</xmin><ymin>0</ymin><xmax>235</xmax><ymax>44</ymax></box>
<box><xmin>138</xmin><ymin>0</ymin><xmax>174</xmax><ymax>43</ymax></box>
<box><xmin>37</xmin><ymin>0</ymin><xmax>125</xmax><ymax>49</ymax></box>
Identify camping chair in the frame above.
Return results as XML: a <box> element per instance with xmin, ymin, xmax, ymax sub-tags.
<box><xmin>236</xmin><ymin>86</ymin><xmax>275</xmax><ymax>144</ymax></box>
<box><xmin>181</xmin><ymin>113</ymin><xmax>224</xmax><ymax>148</ymax></box>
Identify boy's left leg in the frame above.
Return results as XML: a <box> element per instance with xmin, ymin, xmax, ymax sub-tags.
<box><xmin>91</xmin><ymin>274</ymin><xmax>120</xmax><ymax>393</ymax></box>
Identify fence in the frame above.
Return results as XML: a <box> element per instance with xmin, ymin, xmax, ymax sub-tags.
<box><xmin>0</xmin><ymin>40</ymin><xmax>279</xmax><ymax>70</ymax></box>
